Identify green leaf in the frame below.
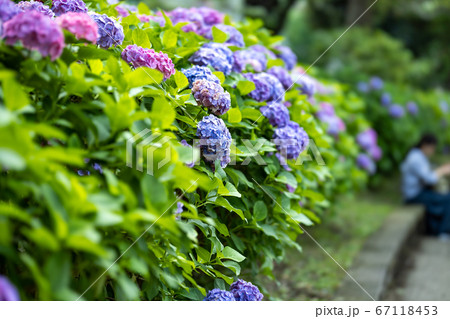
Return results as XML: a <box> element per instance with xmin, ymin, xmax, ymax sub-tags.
<box><xmin>253</xmin><ymin>201</ymin><xmax>267</xmax><ymax>221</ymax></box>
<box><xmin>162</xmin><ymin>29</ymin><xmax>178</xmax><ymax>48</ymax></box>
<box><xmin>174</xmin><ymin>71</ymin><xmax>189</xmax><ymax>89</ymax></box>
<box><xmin>222</xmin><ymin>260</ymin><xmax>241</xmax><ymax>275</ymax></box>
<box><xmin>211</xmin><ymin>26</ymin><xmax>228</xmax><ymax>43</ymax></box>
<box><xmin>125</xmin><ymin>67</ymin><xmax>164</xmax><ymax>88</ymax></box>
<box><xmin>221</xmin><ymin>246</ymin><xmax>246</xmax><ymax>262</ymax></box>
<box><xmin>132</xmin><ymin>28</ymin><xmax>151</xmax><ymax>48</ymax></box>
<box><xmin>237</xmin><ymin>80</ymin><xmax>256</xmax><ymax>95</ymax></box>
<box><xmin>0</xmin><ymin>148</ymin><xmax>26</xmax><ymax>171</ymax></box>
<box><xmin>213</xmin><ymin>71</ymin><xmax>225</xmax><ymax>84</ymax></box>
<box><xmin>275</xmin><ymin>171</ymin><xmax>298</xmax><ymax>188</ymax></box>
<box><xmin>196</xmin><ymin>246</ymin><xmax>211</xmax><ymax>262</ymax></box>
<box><xmin>227</xmin><ymin>108</ymin><xmax>242</xmax><ymax>123</ymax></box>
<box><xmin>137</xmin><ymin>2</ymin><xmax>150</xmax><ymax>14</ymax></box>
<box><xmin>149</xmin><ymin>97</ymin><xmax>175</xmax><ymax>129</ymax></box>
<box><xmin>2</xmin><ymin>78</ymin><xmax>29</xmax><ymax>110</ymax></box>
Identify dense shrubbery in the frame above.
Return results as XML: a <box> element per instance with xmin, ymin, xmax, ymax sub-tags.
<box><xmin>0</xmin><ymin>0</ymin><xmax>385</xmax><ymax>301</ymax></box>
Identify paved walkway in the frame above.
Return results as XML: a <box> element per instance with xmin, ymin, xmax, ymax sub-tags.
<box><xmin>393</xmin><ymin>237</ymin><xmax>450</xmax><ymax>301</ymax></box>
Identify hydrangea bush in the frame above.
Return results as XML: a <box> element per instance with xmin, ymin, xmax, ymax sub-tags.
<box><xmin>0</xmin><ymin>0</ymin><xmax>375</xmax><ymax>301</ymax></box>
<box><xmin>356</xmin><ymin>76</ymin><xmax>450</xmax><ymax>175</ymax></box>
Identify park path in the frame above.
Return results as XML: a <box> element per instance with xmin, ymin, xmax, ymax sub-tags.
<box><xmin>392</xmin><ymin>237</ymin><xmax>450</xmax><ymax>301</ymax></box>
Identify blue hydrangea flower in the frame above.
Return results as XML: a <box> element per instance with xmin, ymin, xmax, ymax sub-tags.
<box><xmin>369</xmin><ymin>76</ymin><xmax>383</xmax><ymax>90</ymax></box>
<box><xmin>388</xmin><ymin>104</ymin><xmax>405</xmax><ymax>118</ymax></box>
<box><xmin>189</xmin><ymin>43</ymin><xmax>233</xmax><ymax>75</ymax></box>
<box><xmin>381</xmin><ymin>92</ymin><xmax>391</xmax><ymax>107</ymax></box>
<box><xmin>182</xmin><ymin>66</ymin><xmax>220</xmax><ymax>88</ymax></box>
<box><xmin>210</xmin><ymin>24</ymin><xmax>244</xmax><ymax>47</ymax></box>
<box><xmin>260</xmin><ymin>102</ymin><xmax>290</xmax><ymax>127</ymax></box>
<box><xmin>267</xmin><ymin>66</ymin><xmax>292</xmax><ymax>90</ymax></box>
<box><xmin>249</xmin><ymin>44</ymin><xmax>277</xmax><ymax>59</ymax></box>
<box><xmin>274</xmin><ymin>45</ymin><xmax>297</xmax><ymax>70</ymax></box>
<box><xmin>232</xmin><ymin>49</ymin><xmax>267</xmax><ymax>73</ymax></box>
<box><xmin>357</xmin><ymin>154</ymin><xmax>376</xmax><ymax>175</ymax></box>
<box><xmin>192</xmin><ymin>79</ymin><xmax>231</xmax><ymax>116</ymax></box>
<box><xmin>297</xmin><ymin>76</ymin><xmax>316</xmax><ymax>98</ymax></box>
<box><xmin>89</xmin><ymin>12</ymin><xmax>124</xmax><ymax>49</ymax></box>
<box><xmin>243</xmin><ymin>72</ymin><xmax>285</xmax><ymax>102</ymax></box>
<box><xmin>440</xmin><ymin>101</ymin><xmax>449</xmax><ymax>113</ymax></box>
<box><xmin>0</xmin><ymin>0</ymin><xmax>21</xmax><ymax>22</ymax></box>
<box><xmin>406</xmin><ymin>101</ymin><xmax>418</xmax><ymax>116</ymax></box>
<box><xmin>230</xmin><ymin>279</ymin><xmax>263</xmax><ymax>301</ymax></box>
<box><xmin>357</xmin><ymin>82</ymin><xmax>370</xmax><ymax>93</ymax></box>
<box><xmin>52</xmin><ymin>0</ymin><xmax>87</xmax><ymax>16</ymax></box>
<box><xmin>0</xmin><ymin>276</ymin><xmax>20</xmax><ymax>301</ymax></box>
<box><xmin>273</xmin><ymin>121</ymin><xmax>309</xmax><ymax>160</ymax></box>
<box><xmin>196</xmin><ymin>115</ymin><xmax>232</xmax><ymax>168</ymax></box>
<box><xmin>203</xmin><ymin>289</ymin><xmax>236</xmax><ymax>301</ymax></box>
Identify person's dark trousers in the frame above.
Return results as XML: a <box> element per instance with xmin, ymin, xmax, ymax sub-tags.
<box><xmin>407</xmin><ymin>189</ymin><xmax>450</xmax><ymax>235</ymax></box>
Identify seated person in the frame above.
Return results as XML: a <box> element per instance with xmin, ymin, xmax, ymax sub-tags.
<box><xmin>401</xmin><ymin>134</ymin><xmax>450</xmax><ymax>238</ymax></box>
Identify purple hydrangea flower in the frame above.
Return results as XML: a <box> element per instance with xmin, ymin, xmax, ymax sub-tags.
<box><xmin>166</xmin><ymin>7</ymin><xmax>209</xmax><ymax>35</ymax></box>
<box><xmin>267</xmin><ymin>66</ymin><xmax>292</xmax><ymax>90</ymax></box>
<box><xmin>357</xmin><ymin>154</ymin><xmax>376</xmax><ymax>175</ymax></box>
<box><xmin>276</xmin><ymin>152</ymin><xmax>292</xmax><ymax>171</ymax></box>
<box><xmin>356</xmin><ymin>129</ymin><xmax>377</xmax><ymax>151</ymax></box>
<box><xmin>357</xmin><ymin>82</ymin><xmax>369</xmax><ymax>93</ymax></box>
<box><xmin>18</xmin><ymin>1</ymin><xmax>55</xmax><ymax>18</ymax></box>
<box><xmin>232</xmin><ymin>49</ymin><xmax>267</xmax><ymax>73</ymax></box>
<box><xmin>3</xmin><ymin>11</ymin><xmax>64</xmax><ymax>61</ymax></box>
<box><xmin>195</xmin><ymin>7</ymin><xmax>224</xmax><ymax>26</ymax></box>
<box><xmin>406</xmin><ymin>101</ymin><xmax>418</xmax><ymax>116</ymax></box>
<box><xmin>286</xmin><ymin>184</ymin><xmax>296</xmax><ymax>193</ymax></box>
<box><xmin>0</xmin><ymin>276</ymin><xmax>20</xmax><ymax>301</ymax></box>
<box><xmin>369</xmin><ymin>145</ymin><xmax>382</xmax><ymax>161</ymax></box>
<box><xmin>174</xmin><ymin>201</ymin><xmax>183</xmax><ymax>220</ymax></box>
<box><xmin>182</xmin><ymin>66</ymin><xmax>220</xmax><ymax>88</ymax></box>
<box><xmin>296</xmin><ymin>75</ymin><xmax>316</xmax><ymax>98</ymax></box>
<box><xmin>230</xmin><ymin>279</ymin><xmax>263</xmax><ymax>301</ymax></box>
<box><xmin>209</xmin><ymin>24</ymin><xmax>244</xmax><ymax>47</ymax></box>
<box><xmin>189</xmin><ymin>43</ymin><xmax>233</xmax><ymax>76</ymax></box>
<box><xmin>0</xmin><ymin>0</ymin><xmax>21</xmax><ymax>22</ymax></box>
<box><xmin>316</xmin><ymin>103</ymin><xmax>345</xmax><ymax>136</ymax></box>
<box><xmin>52</xmin><ymin>0</ymin><xmax>87</xmax><ymax>16</ymax></box>
<box><xmin>389</xmin><ymin>104</ymin><xmax>405</xmax><ymax>118</ymax></box>
<box><xmin>196</xmin><ymin>115</ymin><xmax>232</xmax><ymax>168</ymax></box>
<box><xmin>180</xmin><ymin>139</ymin><xmax>195</xmax><ymax>168</ymax></box>
<box><xmin>274</xmin><ymin>45</ymin><xmax>297</xmax><ymax>70</ymax></box>
<box><xmin>192</xmin><ymin>79</ymin><xmax>231</xmax><ymax>116</ymax></box>
<box><xmin>243</xmin><ymin>72</ymin><xmax>285</xmax><ymax>102</ymax></box>
<box><xmin>89</xmin><ymin>12</ymin><xmax>124</xmax><ymax>49</ymax></box>
<box><xmin>260</xmin><ymin>102</ymin><xmax>290</xmax><ymax>127</ymax></box>
<box><xmin>369</xmin><ymin>76</ymin><xmax>383</xmax><ymax>90</ymax></box>
<box><xmin>204</xmin><ymin>288</ymin><xmax>236</xmax><ymax>301</ymax></box>
<box><xmin>249</xmin><ymin>44</ymin><xmax>277</xmax><ymax>59</ymax></box>
<box><xmin>381</xmin><ymin>92</ymin><xmax>391</xmax><ymax>107</ymax></box>
<box><xmin>121</xmin><ymin>45</ymin><xmax>175</xmax><ymax>80</ymax></box>
<box><xmin>115</xmin><ymin>5</ymin><xmax>130</xmax><ymax>17</ymax></box>
<box><xmin>56</xmin><ymin>12</ymin><xmax>98</xmax><ymax>43</ymax></box>
<box><xmin>273</xmin><ymin>121</ymin><xmax>309</xmax><ymax>160</ymax></box>
<box><xmin>138</xmin><ymin>15</ymin><xmax>165</xmax><ymax>26</ymax></box>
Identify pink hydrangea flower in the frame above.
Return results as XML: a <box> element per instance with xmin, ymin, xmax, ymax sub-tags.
<box><xmin>121</xmin><ymin>44</ymin><xmax>175</xmax><ymax>80</ymax></box>
<box><xmin>56</xmin><ymin>12</ymin><xmax>98</xmax><ymax>43</ymax></box>
<box><xmin>3</xmin><ymin>11</ymin><xmax>64</xmax><ymax>61</ymax></box>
